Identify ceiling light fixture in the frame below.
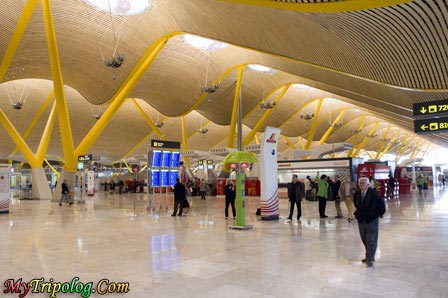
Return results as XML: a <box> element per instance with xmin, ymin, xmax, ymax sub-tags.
<box><xmin>260</xmin><ymin>101</ymin><xmax>276</xmax><ymax>109</ymax></box>
<box><xmin>300</xmin><ymin>113</ymin><xmax>314</xmax><ymax>120</ymax></box>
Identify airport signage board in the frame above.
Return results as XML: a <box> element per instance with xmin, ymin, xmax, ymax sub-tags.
<box><xmin>78</xmin><ymin>154</ymin><xmax>93</xmax><ymax>162</ymax></box>
<box><xmin>150</xmin><ymin>139</ymin><xmax>181</xmax><ymax>149</ymax></box>
<box><xmin>413</xmin><ymin>99</ymin><xmax>448</xmax><ymax>117</ymax></box>
<box><xmin>414</xmin><ymin>117</ymin><xmax>448</xmax><ymax>134</ymax></box>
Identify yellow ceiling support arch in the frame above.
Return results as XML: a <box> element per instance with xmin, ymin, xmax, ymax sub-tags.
<box><xmin>42</xmin><ymin>0</ymin><xmax>77</xmax><ymax>170</ymax></box>
<box><xmin>305</xmin><ymin>98</ymin><xmax>324</xmax><ymax>150</ymax></box>
<box><xmin>375</xmin><ymin>126</ymin><xmax>391</xmax><ymax>159</ymax></box>
<box><xmin>219</xmin><ymin>0</ymin><xmax>411</xmax><ymax>13</ymax></box>
<box><xmin>131</xmin><ymin>98</ymin><xmax>166</xmax><ymax>140</ymax></box>
<box><xmin>228</xmin><ymin>66</ymin><xmax>244</xmax><ymax>148</ymax></box>
<box><xmin>352</xmin><ymin>122</ymin><xmax>379</xmax><ymax>157</ymax></box>
<box><xmin>243</xmin><ymin>85</ymin><xmax>290</xmax><ymax>146</ymax></box>
<box><xmin>347</xmin><ymin>116</ymin><xmax>365</xmax><ymax>157</ymax></box>
<box><xmin>0</xmin><ymin>0</ymin><xmax>39</xmax><ymax>81</ymax></box>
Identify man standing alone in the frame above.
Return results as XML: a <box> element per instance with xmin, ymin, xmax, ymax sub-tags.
<box><xmin>354</xmin><ymin>177</ymin><xmax>386</xmax><ymax>268</ymax></box>
<box><xmin>286</xmin><ymin>174</ymin><xmax>304</xmax><ymax>220</ymax></box>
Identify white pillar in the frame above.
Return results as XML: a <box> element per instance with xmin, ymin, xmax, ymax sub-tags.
<box><xmin>31</xmin><ymin>167</ymin><xmax>52</xmax><ymax>200</ymax></box>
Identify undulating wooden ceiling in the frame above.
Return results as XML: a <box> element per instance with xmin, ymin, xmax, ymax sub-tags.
<box><xmin>0</xmin><ymin>0</ymin><xmax>446</xmax><ymax>164</ymax></box>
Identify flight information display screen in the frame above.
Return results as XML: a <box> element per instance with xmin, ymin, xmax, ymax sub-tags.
<box><xmin>170</xmin><ymin>151</ymin><xmax>180</xmax><ymax>168</ymax></box>
<box><xmin>161</xmin><ymin>151</ymin><xmax>171</xmax><ymax>167</ymax></box>
<box><xmin>169</xmin><ymin>170</ymin><xmax>178</xmax><ymax>186</ymax></box>
<box><xmin>151</xmin><ymin>150</ymin><xmax>162</xmax><ymax>167</ymax></box>
<box><xmin>150</xmin><ymin>170</ymin><xmax>160</xmax><ymax>187</ymax></box>
<box><xmin>161</xmin><ymin>170</ymin><xmax>169</xmax><ymax>187</ymax></box>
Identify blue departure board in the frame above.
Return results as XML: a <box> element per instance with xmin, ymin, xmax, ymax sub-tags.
<box><xmin>150</xmin><ymin>170</ymin><xmax>160</xmax><ymax>187</ymax></box>
<box><xmin>151</xmin><ymin>150</ymin><xmax>162</xmax><ymax>167</ymax></box>
<box><xmin>161</xmin><ymin>151</ymin><xmax>171</xmax><ymax>167</ymax></box>
<box><xmin>161</xmin><ymin>170</ymin><xmax>169</xmax><ymax>187</ymax></box>
<box><xmin>170</xmin><ymin>151</ymin><xmax>180</xmax><ymax>168</ymax></box>
<box><xmin>169</xmin><ymin>170</ymin><xmax>178</xmax><ymax>186</ymax></box>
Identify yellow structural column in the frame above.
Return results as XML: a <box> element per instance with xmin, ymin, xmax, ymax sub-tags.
<box><xmin>242</xmin><ymin>84</ymin><xmax>289</xmax><ymax>121</ymax></box>
<box><xmin>181</xmin><ymin>116</ymin><xmax>190</xmax><ymax>168</ymax></box>
<box><xmin>347</xmin><ymin>116</ymin><xmax>365</xmax><ymax>157</ymax></box>
<box><xmin>317</xmin><ymin>109</ymin><xmax>347</xmax><ymax>146</ymax></box>
<box><xmin>44</xmin><ymin>159</ymin><xmax>60</xmax><ymax>177</ymax></box>
<box><xmin>378</xmin><ymin>131</ymin><xmax>400</xmax><ymax>159</ymax></box>
<box><xmin>305</xmin><ymin>98</ymin><xmax>324</xmax><ymax>150</ymax></box>
<box><xmin>394</xmin><ymin>134</ymin><xmax>410</xmax><ymax>163</ymax></box>
<box><xmin>0</xmin><ymin>109</ymin><xmax>39</xmax><ymax>168</ymax></box>
<box><xmin>228</xmin><ymin>66</ymin><xmax>244</xmax><ymax>148</ymax></box>
<box><xmin>75</xmin><ymin>33</ymin><xmax>179</xmax><ymax>158</ymax></box>
<box><xmin>375</xmin><ymin>126</ymin><xmax>391</xmax><ymax>159</ymax></box>
<box><xmin>0</xmin><ymin>0</ymin><xmax>39</xmax><ymax>80</ymax></box>
<box><xmin>7</xmin><ymin>90</ymin><xmax>55</xmax><ymax>158</ymax></box>
<box><xmin>42</xmin><ymin>0</ymin><xmax>77</xmax><ymax>170</ymax></box>
<box><xmin>243</xmin><ymin>85</ymin><xmax>290</xmax><ymax>146</ymax></box>
<box><xmin>130</xmin><ymin>98</ymin><xmax>166</xmax><ymax>139</ymax></box>
<box><xmin>281</xmin><ymin>136</ymin><xmax>296</xmax><ymax>149</ymax></box>
<box><xmin>352</xmin><ymin>122</ymin><xmax>379</xmax><ymax>157</ymax></box>
<box><xmin>297</xmin><ymin>136</ymin><xmax>305</xmax><ymax>150</ymax></box>
<box><xmin>35</xmin><ymin>101</ymin><xmax>57</xmax><ymax>164</ymax></box>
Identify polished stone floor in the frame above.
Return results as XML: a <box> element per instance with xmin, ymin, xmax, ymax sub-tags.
<box><xmin>1</xmin><ymin>187</ymin><xmax>448</xmax><ymax>298</ymax></box>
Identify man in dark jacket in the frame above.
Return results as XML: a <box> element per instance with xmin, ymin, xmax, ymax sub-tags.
<box><xmin>223</xmin><ymin>178</ymin><xmax>236</xmax><ymax>219</ymax></box>
<box><xmin>287</xmin><ymin>174</ymin><xmax>305</xmax><ymax>220</ymax></box>
<box><xmin>172</xmin><ymin>178</ymin><xmax>186</xmax><ymax>216</ymax></box>
<box><xmin>354</xmin><ymin>177</ymin><xmax>386</xmax><ymax>268</ymax></box>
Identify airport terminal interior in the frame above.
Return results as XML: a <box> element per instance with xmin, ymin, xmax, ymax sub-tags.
<box><xmin>1</xmin><ymin>0</ymin><xmax>448</xmax><ymax>297</ymax></box>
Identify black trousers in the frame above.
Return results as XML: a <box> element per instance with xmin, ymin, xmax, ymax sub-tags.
<box><xmin>225</xmin><ymin>198</ymin><xmax>236</xmax><ymax>218</ymax></box>
<box><xmin>173</xmin><ymin>200</ymin><xmax>183</xmax><ymax>215</ymax></box>
<box><xmin>288</xmin><ymin>201</ymin><xmax>301</xmax><ymax>219</ymax></box>
<box><xmin>358</xmin><ymin>218</ymin><xmax>379</xmax><ymax>261</ymax></box>
<box><xmin>317</xmin><ymin>196</ymin><xmax>327</xmax><ymax>217</ymax></box>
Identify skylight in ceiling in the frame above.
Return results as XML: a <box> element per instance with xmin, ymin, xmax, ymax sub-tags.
<box><xmin>181</xmin><ymin>34</ymin><xmax>229</xmax><ymax>51</ymax></box>
<box><xmin>85</xmin><ymin>0</ymin><xmax>151</xmax><ymax>15</ymax></box>
<box><xmin>247</xmin><ymin>64</ymin><xmax>277</xmax><ymax>74</ymax></box>
<box><xmin>292</xmin><ymin>84</ymin><xmax>311</xmax><ymax>89</ymax></box>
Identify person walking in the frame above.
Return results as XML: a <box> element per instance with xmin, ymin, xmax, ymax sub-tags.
<box><xmin>200</xmin><ymin>179</ymin><xmax>208</xmax><ymax>200</ymax></box>
<box><xmin>316</xmin><ymin>174</ymin><xmax>329</xmax><ymax>218</ymax></box>
<box><xmin>304</xmin><ymin>176</ymin><xmax>312</xmax><ymax>201</ymax></box>
<box><xmin>353</xmin><ymin>177</ymin><xmax>386</xmax><ymax>268</ymax></box>
<box><xmin>339</xmin><ymin>176</ymin><xmax>355</xmax><ymax>222</ymax></box>
<box><xmin>332</xmin><ymin>175</ymin><xmax>343</xmax><ymax>218</ymax></box>
<box><xmin>387</xmin><ymin>174</ymin><xmax>395</xmax><ymax>198</ymax></box>
<box><xmin>59</xmin><ymin>179</ymin><xmax>73</xmax><ymax>206</ymax></box>
<box><xmin>172</xmin><ymin>178</ymin><xmax>186</xmax><ymax>216</ymax></box>
<box><xmin>286</xmin><ymin>174</ymin><xmax>305</xmax><ymax>220</ymax></box>
<box><xmin>223</xmin><ymin>178</ymin><xmax>236</xmax><ymax>220</ymax></box>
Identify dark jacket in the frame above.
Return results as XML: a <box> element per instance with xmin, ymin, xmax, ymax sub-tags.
<box><xmin>173</xmin><ymin>182</ymin><xmax>186</xmax><ymax>201</ymax></box>
<box><xmin>353</xmin><ymin>188</ymin><xmax>386</xmax><ymax>223</ymax></box>
<box><xmin>287</xmin><ymin>181</ymin><xmax>304</xmax><ymax>202</ymax></box>
<box><xmin>224</xmin><ymin>183</ymin><xmax>236</xmax><ymax>200</ymax></box>
<box><xmin>61</xmin><ymin>182</ymin><xmax>69</xmax><ymax>194</ymax></box>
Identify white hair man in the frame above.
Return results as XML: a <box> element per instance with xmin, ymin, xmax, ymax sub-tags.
<box><xmin>353</xmin><ymin>177</ymin><xmax>386</xmax><ymax>268</ymax></box>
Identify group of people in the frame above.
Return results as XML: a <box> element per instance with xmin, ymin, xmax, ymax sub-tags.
<box><xmin>190</xmin><ymin>178</ymin><xmax>210</xmax><ymax>200</ymax></box>
<box><xmin>287</xmin><ymin>174</ymin><xmax>386</xmax><ymax>267</ymax></box>
<box><xmin>172</xmin><ymin>178</ymin><xmax>237</xmax><ymax>220</ymax></box>
<box><xmin>288</xmin><ymin>174</ymin><xmax>356</xmax><ymax>221</ymax></box>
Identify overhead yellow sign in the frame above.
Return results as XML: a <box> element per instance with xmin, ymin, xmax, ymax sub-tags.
<box><xmin>413</xmin><ymin>99</ymin><xmax>448</xmax><ymax>117</ymax></box>
<box><xmin>414</xmin><ymin>117</ymin><xmax>448</xmax><ymax>134</ymax></box>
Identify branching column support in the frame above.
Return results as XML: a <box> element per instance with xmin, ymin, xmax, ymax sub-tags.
<box><xmin>352</xmin><ymin>122</ymin><xmax>379</xmax><ymax>157</ymax></box>
<box><xmin>375</xmin><ymin>126</ymin><xmax>391</xmax><ymax>159</ymax></box>
<box><xmin>36</xmin><ymin>101</ymin><xmax>57</xmax><ymax>164</ymax></box>
<box><xmin>131</xmin><ymin>98</ymin><xmax>165</xmax><ymax>139</ymax></box>
<box><xmin>243</xmin><ymin>85</ymin><xmax>290</xmax><ymax>146</ymax></box>
<box><xmin>305</xmin><ymin>98</ymin><xmax>323</xmax><ymax>150</ymax></box>
<box><xmin>379</xmin><ymin>131</ymin><xmax>400</xmax><ymax>159</ymax></box>
<box><xmin>228</xmin><ymin>66</ymin><xmax>244</xmax><ymax>148</ymax></box>
<box><xmin>181</xmin><ymin>116</ymin><xmax>190</xmax><ymax>168</ymax></box>
<box><xmin>347</xmin><ymin>116</ymin><xmax>365</xmax><ymax>157</ymax></box>
<box><xmin>74</xmin><ymin>33</ymin><xmax>179</xmax><ymax>161</ymax></box>
<box><xmin>0</xmin><ymin>0</ymin><xmax>39</xmax><ymax>81</ymax></box>
<box><xmin>317</xmin><ymin>109</ymin><xmax>347</xmax><ymax>146</ymax></box>
<box><xmin>42</xmin><ymin>0</ymin><xmax>77</xmax><ymax>170</ymax></box>
<box><xmin>395</xmin><ymin>134</ymin><xmax>410</xmax><ymax>163</ymax></box>
<box><xmin>7</xmin><ymin>90</ymin><xmax>55</xmax><ymax>158</ymax></box>
<box><xmin>0</xmin><ymin>109</ymin><xmax>39</xmax><ymax>168</ymax></box>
